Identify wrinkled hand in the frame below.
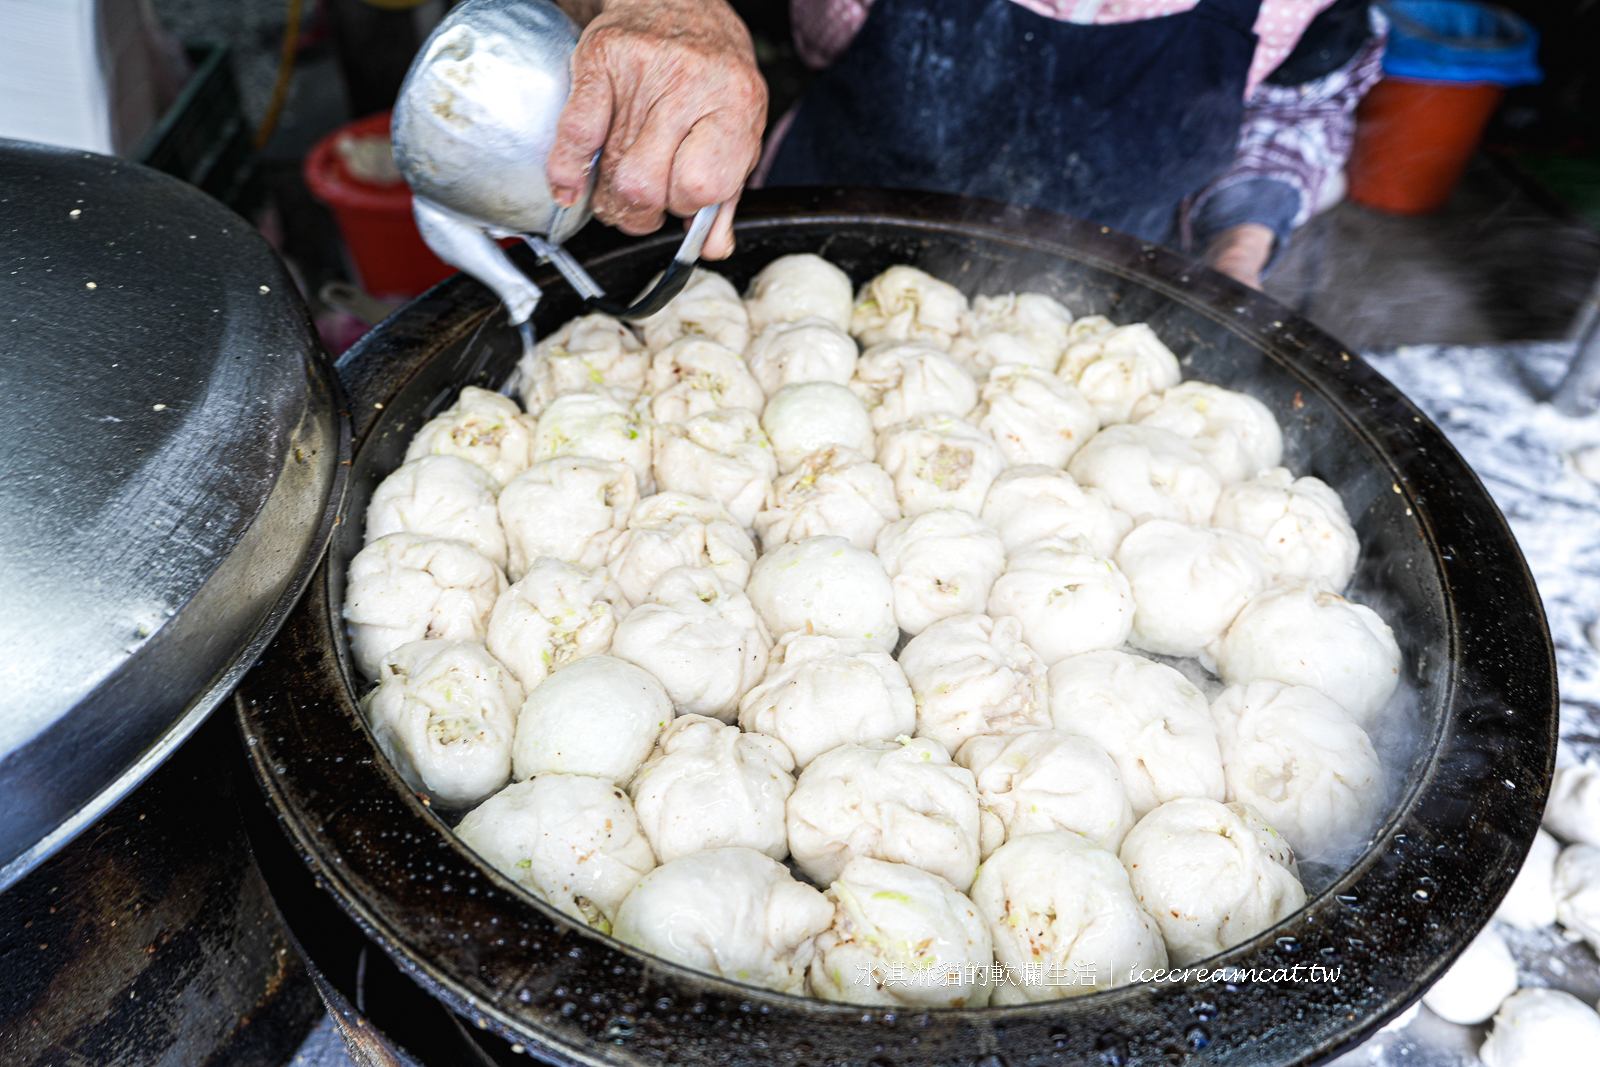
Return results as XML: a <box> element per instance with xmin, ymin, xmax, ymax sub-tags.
<box><xmin>548</xmin><ymin>0</ymin><xmax>767</xmax><ymax>259</ymax></box>
<box><xmin>1203</xmin><ymin>223</ymin><xmax>1275</xmax><ymax>290</ymax></box>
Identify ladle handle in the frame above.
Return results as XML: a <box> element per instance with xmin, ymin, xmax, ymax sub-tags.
<box><xmin>587</xmin><ymin>203</ymin><xmax>720</xmax><ymax>321</ymax></box>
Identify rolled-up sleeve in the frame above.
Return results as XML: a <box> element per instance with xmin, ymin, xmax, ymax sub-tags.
<box><xmin>1186</xmin><ymin>9</ymin><xmax>1388</xmax><ymax>259</ymax></box>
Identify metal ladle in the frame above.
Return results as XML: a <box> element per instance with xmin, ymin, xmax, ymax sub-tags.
<box><xmin>391</xmin><ymin>0</ymin><xmax>719</xmax><ymax>325</ymax></box>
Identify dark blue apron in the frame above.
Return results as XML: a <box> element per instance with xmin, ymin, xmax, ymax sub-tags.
<box><xmin>766</xmin><ymin>0</ymin><xmax>1265</xmax><ymax>244</ymax></box>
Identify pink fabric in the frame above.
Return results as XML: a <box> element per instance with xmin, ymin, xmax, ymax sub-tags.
<box><xmin>790</xmin><ymin>0</ymin><xmax>1341</xmax><ymax>96</ymax></box>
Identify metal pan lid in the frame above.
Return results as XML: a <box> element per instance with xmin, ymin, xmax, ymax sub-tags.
<box><xmin>0</xmin><ymin>139</ymin><xmax>349</xmax><ymax>889</ymax></box>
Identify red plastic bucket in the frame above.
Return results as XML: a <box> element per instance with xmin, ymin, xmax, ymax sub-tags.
<box><xmin>303</xmin><ymin>111</ymin><xmax>455</xmax><ymax>300</ymax></box>
<box><xmin>1347</xmin><ymin>77</ymin><xmax>1504</xmax><ymax>215</ymax></box>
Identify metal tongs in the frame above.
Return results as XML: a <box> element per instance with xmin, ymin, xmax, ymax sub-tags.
<box><xmin>391</xmin><ymin>0</ymin><xmax>718</xmax><ymax>325</ymax></box>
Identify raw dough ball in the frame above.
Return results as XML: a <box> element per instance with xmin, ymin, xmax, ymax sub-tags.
<box><xmin>755</xmin><ymin>446</ymin><xmax>902</xmax><ymax>552</ymax></box>
<box><xmin>877</xmin><ymin>413</ymin><xmax>1006</xmax><ymax>518</ymax></box>
<box><xmin>949</xmin><ymin>292</ymin><xmax>1074</xmax><ymax>376</ymax></box>
<box><xmin>652</xmin><ymin>407</ymin><xmax>777</xmax><ymax>529</ymax></box>
<box><xmin>405</xmin><ymin>385</ymin><xmax>537</xmax><ymax>487</ymax></box>
<box><xmin>628</xmin><ymin>714</ymin><xmax>796</xmax><ymax>862</ymax></box>
<box><xmin>1130</xmin><ymin>381</ymin><xmax>1283</xmax><ymax>484</ymax></box>
<box><xmin>511</xmin><ymin>654</ymin><xmax>670</xmax><ymax>785</ymax></box>
<box><xmin>1495</xmin><ymin>829</ymin><xmax>1561</xmax><ymax>930</ymax></box>
<box><xmin>980</xmin><ymin>466</ymin><xmax>1133</xmax><ymax>559</ymax></box>
<box><xmin>345</xmin><ymin>533</ymin><xmax>507</xmax><ymax>679</ymax></box>
<box><xmin>1478</xmin><ymin>988</ymin><xmax>1600</xmax><ymax>1067</ymax></box>
<box><xmin>512</xmin><ymin>312</ymin><xmax>648</xmax><ymax>414</ymax></box>
<box><xmin>899</xmin><ymin>614</ymin><xmax>1051</xmax><ymax>753</ymax></box>
<box><xmin>956</xmin><ymin>730</ymin><xmax>1134</xmax><ymax>856</ymax></box>
<box><xmin>636</xmin><ymin>267</ymin><xmax>751</xmax><ymax>354</ymax></box>
<box><xmin>743</xmin><ymin>318</ymin><xmax>860</xmax><ymax>397</ymax></box>
<box><xmin>1047</xmin><ymin>650</ymin><xmax>1223</xmax><ymax>818</ymax></box>
<box><xmin>1211</xmin><ymin>467</ymin><xmax>1359</xmax><ymax>591</ymax></box>
<box><xmin>988</xmin><ymin>539</ymin><xmax>1133</xmax><ymax>665</ymax></box>
<box><xmin>746</xmin><ymin>536</ymin><xmax>898</xmax><ymax>652</ymax></box>
<box><xmin>1115</xmin><ymin>520</ymin><xmax>1269</xmax><ymax>658</ymax></box>
<box><xmin>1554</xmin><ymin>843</ymin><xmax>1600</xmax><ymax>954</ymax></box>
<box><xmin>876</xmin><ymin>509</ymin><xmax>1006</xmax><ymax>636</ymax></box>
<box><xmin>969</xmin><ymin>831</ymin><xmax>1166</xmax><ymax>1003</ymax></box>
<box><xmin>610</xmin><ymin>567</ymin><xmax>769</xmax><ymax>720</ymax></box>
<box><xmin>366</xmin><ymin>454</ymin><xmax>507</xmax><ymax>569</ymax></box>
<box><xmin>613</xmin><ymin>847</ymin><xmax>833</xmax><ymax>994</ymax></box>
<box><xmin>532</xmin><ymin>391</ymin><xmax>653</xmax><ymax>494</ymax></box>
<box><xmin>1066</xmin><ymin>423</ymin><xmax>1222</xmax><ymax>525</ymax></box>
<box><xmin>761</xmin><ymin>381</ymin><xmax>876</xmax><ymax>473</ymax></box>
<box><xmin>744</xmin><ymin>253</ymin><xmax>854</xmax><ymax>332</ymax></box>
<box><xmin>485</xmin><ymin>557</ymin><xmax>627</xmax><ymax>690</ymax></box>
<box><xmin>644</xmin><ymin>337</ymin><xmax>765</xmax><ymax>425</ymax></box>
<box><xmin>1544</xmin><ymin>763</ymin><xmax>1600</xmax><ymax>846</ymax></box>
<box><xmin>850</xmin><ymin>341</ymin><xmax>977</xmax><ymax>430</ymax></box>
<box><xmin>361</xmin><ymin>639</ymin><xmax>521</xmax><ymax>808</ymax></box>
<box><xmin>498</xmin><ymin>456</ymin><xmax>637</xmax><ymax>578</ymax></box>
<box><xmin>455</xmin><ymin>774</ymin><xmax>654</xmax><ymax>931</ymax></box>
<box><xmin>809</xmin><ymin>857</ymin><xmax>994</xmax><ymax>1008</ymax></box>
<box><xmin>787</xmin><ymin>738</ymin><xmax>982</xmax><ymax>890</ymax></box>
<box><xmin>1205</xmin><ymin>583</ymin><xmax>1401</xmax><ymax>728</ymax></box>
<box><xmin>971</xmin><ymin>363</ymin><xmax>1099</xmax><ymax>468</ymax></box>
<box><xmin>1057</xmin><ymin>323</ymin><xmax>1181</xmax><ymax>424</ymax></box>
<box><xmin>1118</xmin><ymin>798</ymin><xmax>1305</xmax><ymax>965</ymax></box>
<box><xmin>849</xmin><ymin>265</ymin><xmax>968</xmax><ymax>350</ymax></box>
<box><xmin>1211</xmin><ymin>680</ymin><xmax>1382</xmax><ymax>862</ymax></box>
<box><xmin>1420</xmin><ymin>924</ymin><xmax>1519</xmax><ymax>1024</ymax></box>
<box><xmin>738</xmin><ymin>632</ymin><xmax>915</xmax><ymax>769</ymax></box>
<box><xmin>604</xmin><ymin>491</ymin><xmax>756</xmax><ymax>607</ymax></box>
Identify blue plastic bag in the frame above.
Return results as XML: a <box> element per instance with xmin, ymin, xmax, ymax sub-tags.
<box><xmin>1379</xmin><ymin>1</ymin><xmax>1543</xmax><ymax>86</ymax></box>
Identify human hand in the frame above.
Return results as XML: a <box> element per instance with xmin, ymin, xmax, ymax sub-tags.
<box><xmin>547</xmin><ymin>0</ymin><xmax>767</xmax><ymax>259</ymax></box>
<box><xmin>1203</xmin><ymin>223</ymin><xmax>1276</xmax><ymax>290</ymax></box>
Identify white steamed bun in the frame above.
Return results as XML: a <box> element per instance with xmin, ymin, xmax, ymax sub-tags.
<box><xmin>809</xmin><ymin>857</ymin><xmax>993</xmax><ymax>1008</ymax></box>
<box><xmin>497</xmin><ymin>456</ymin><xmax>637</xmax><ymax>578</ymax></box>
<box><xmin>980</xmin><ymin>466</ymin><xmax>1132</xmax><ymax>559</ymax></box>
<box><xmin>1478</xmin><ymin>988</ymin><xmax>1600</xmax><ymax>1067</ymax></box>
<box><xmin>610</xmin><ymin>567</ymin><xmax>769</xmax><ymax>720</ymax></box>
<box><xmin>1066</xmin><ymin>423</ymin><xmax>1222</xmax><ymax>525</ymax></box>
<box><xmin>988</xmin><ymin>539</ymin><xmax>1133</xmax><ymax>665</ymax></box>
<box><xmin>511</xmin><ymin>654</ymin><xmax>670</xmax><ymax>785</ymax></box>
<box><xmin>644</xmin><ymin>336</ymin><xmax>765</xmax><ymax>425</ymax></box>
<box><xmin>652</xmin><ymin>407</ymin><xmax>777</xmax><ymax>529</ymax></box>
<box><xmin>344</xmin><ymin>533</ymin><xmax>507</xmax><ymax>679</ymax></box>
<box><xmin>876</xmin><ymin>413</ymin><xmax>1006</xmax><ymax>518</ymax></box>
<box><xmin>1118</xmin><ymin>798</ymin><xmax>1305</xmax><ymax>965</ymax></box>
<box><xmin>971</xmin><ymin>363</ymin><xmax>1099</xmax><ymax>468</ymax></box>
<box><xmin>1554</xmin><ymin>843</ymin><xmax>1600</xmax><ymax>954</ymax></box>
<box><xmin>754</xmin><ymin>446</ymin><xmax>901</xmax><ymax>552</ymax></box>
<box><xmin>1056</xmin><ymin>323</ymin><xmax>1181</xmax><ymax>424</ymax></box>
<box><xmin>405</xmin><ymin>385</ymin><xmax>536</xmax><ymax>487</ymax></box>
<box><xmin>850</xmin><ymin>265</ymin><xmax>967</xmax><ymax>350</ymax></box>
<box><xmin>875</xmin><ymin>509</ymin><xmax>1005</xmax><ymax>636</ymax></box>
<box><xmin>746</xmin><ymin>535</ymin><xmax>898</xmax><ymax>652</ymax></box>
<box><xmin>628</xmin><ymin>714</ymin><xmax>796</xmax><ymax>862</ymax></box>
<box><xmin>1210</xmin><ymin>680</ymin><xmax>1382</xmax><ymax>862</ymax></box>
<box><xmin>956</xmin><ymin>729</ymin><xmax>1134</xmax><ymax>855</ymax></box>
<box><xmin>604</xmin><ymin>491</ymin><xmax>756</xmax><ymax>607</ymax></box>
<box><xmin>969</xmin><ymin>831</ymin><xmax>1166</xmax><ymax>1003</ymax></box>
<box><xmin>738</xmin><ymin>632</ymin><xmax>915</xmax><ymax>769</ymax></box>
<box><xmin>743</xmin><ymin>317</ymin><xmax>860</xmax><ymax>397</ymax></box>
<box><xmin>1205</xmin><ymin>583</ymin><xmax>1401</xmax><ymax>727</ymax></box>
<box><xmin>761</xmin><ymin>381</ymin><xmax>875</xmax><ymax>472</ymax></box>
<box><xmin>485</xmin><ymin>557</ymin><xmax>627</xmax><ymax>690</ymax></box>
<box><xmin>361</xmin><ymin>639</ymin><xmax>521</xmax><ymax>808</ymax></box>
<box><xmin>532</xmin><ymin>391</ymin><xmax>653</xmax><ymax>493</ymax></box>
<box><xmin>898</xmin><ymin>614</ymin><xmax>1050</xmax><ymax>753</ymax></box>
<box><xmin>365</xmin><ymin>454</ymin><xmax>506</xmax><ymax>569</ymax></box>
<box><xmin>1115</xmin><ymin>520</ymin><xmax>1269</xmax><ymax>658</ymax></box>
<box><xmin>1495</xmin><ymin>828</ymin><xmax>1560</xmax><ymax>930</ymax></box>
<box><xmin>1211</xmin><ymin>467</ymin><xmax>1359</xmax><ymax>591</ymax></box>
<box><xmin>1130</xmin><ymin>381</ymin><xmax>1283</xmax><ymax>484</ymax></box>
<box><xmin>949</xmin><ymin>292</ymin><xmax>1074</xmax><ymax>376</ymax></box>
<box><xmin>1047</xmin><ymin>650</ymin><xmax>1224</xmax><ymax>818</ymax></box>
<box><xmin>454</xmin><ymin>773</ymin><xmax>654</xmax><ymax>931</ymax></box>
<box><xmin>1544</xmin><ymin>763</ymin><xmax>1600</xmax><ymax>846</ymax></box>
<box><xmin>613</xmin><ymin>847</ymin><xmax>833</xmax><ymax>994</ymax></box>
<box><xmin>1421</xmin><ymin>923</ymin><xmax>1520</xmax><ymax>1025</ymax></box>
<box><xmin>787</xmin><ymin>738</ymin><xmax>982</xmax><ymax>891</ymax></box>
<box><xmin>744</xmin><ymin>253</ymin><xmax>854</xmax><ymax>332</ymax></box>
<box><xmin>511</xmin><ymin>312</ymin><xmax>648</xmax><ymax>414</ymax></box>
<box><xmin>850</xmin><ymin>341</ymin><xmax>977</xmax><ymax>430</ymax></box>
<box><xmin>636</xmin><ymin>267</ymin><xmax>750</xmax><ymax>354</ymax></box>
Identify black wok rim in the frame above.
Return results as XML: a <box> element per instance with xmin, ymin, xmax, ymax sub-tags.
<box><xmin>236</xmin><ymin>188</ymin><xmax>1558</xmax><ymax>1067</ymax></box>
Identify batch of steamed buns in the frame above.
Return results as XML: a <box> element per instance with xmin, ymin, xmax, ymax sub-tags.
<box><xmin>343</xmin><ymin>252</ymin><xmax>1415</xmax><ymax>1010</ymax></box>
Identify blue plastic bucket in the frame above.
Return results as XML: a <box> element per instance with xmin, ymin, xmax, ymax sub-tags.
<box><xmin>1379</xmin><ymin>1</ymin><xmax>1543</xmax><ymax>86</ymax></box>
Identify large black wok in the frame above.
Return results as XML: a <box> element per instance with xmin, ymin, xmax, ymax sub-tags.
<box><xmin>235</xmin><ymin>188</ymin><xmax>1558</xmax><ymax>1066</ymax></box>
